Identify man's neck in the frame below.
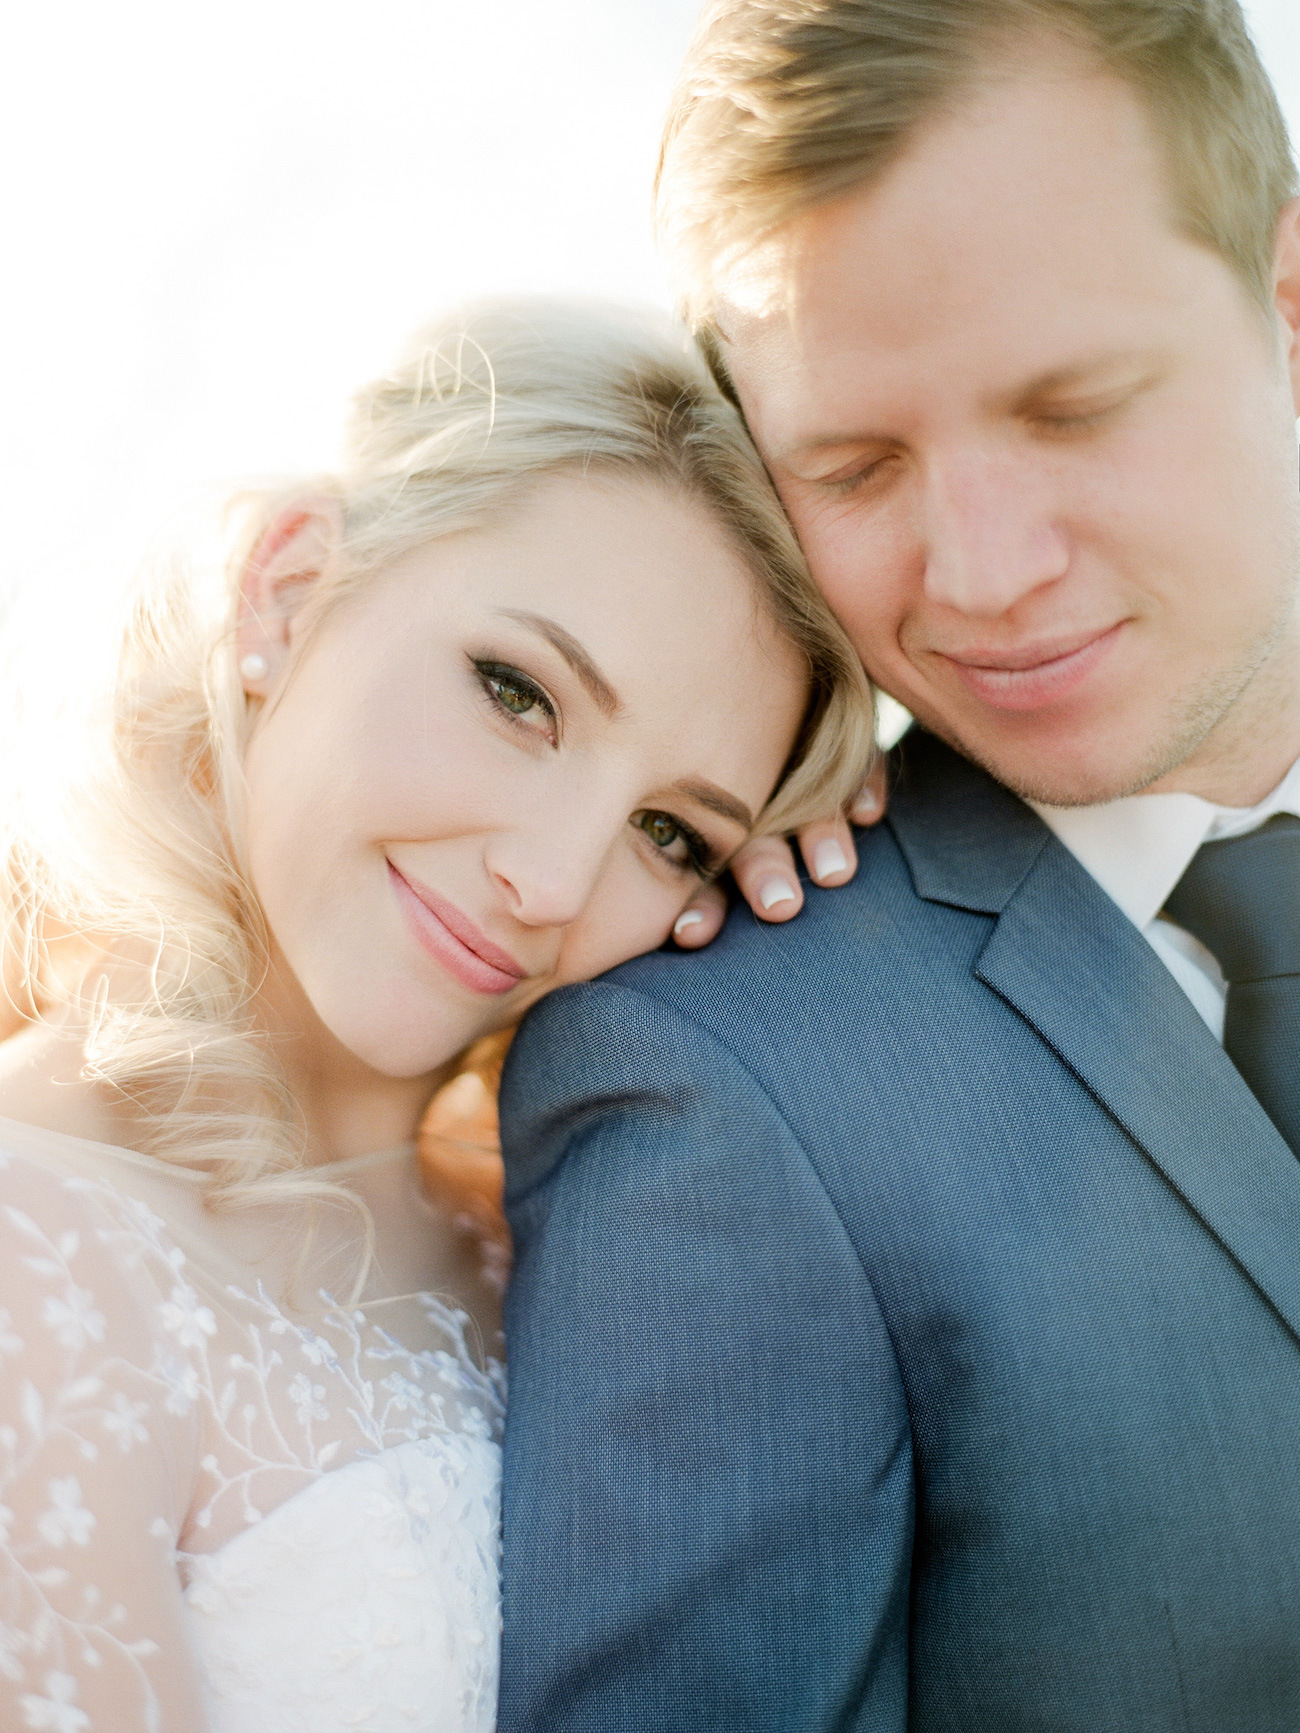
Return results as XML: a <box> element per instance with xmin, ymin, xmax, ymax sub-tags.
<box><xmin>1142</xmin><ymin>703</ymin><xmax>1300</xmax><ymax>809</ymax></box>
<box><xmin>1142</xmin><ymin>734</ymin><xmax>1300</xmax><ymax>808</ymax></box>
<box><xmin>1125</xmin><ymin>629</ymin><xmax>1300</xmax><ymax>809</ymax></box>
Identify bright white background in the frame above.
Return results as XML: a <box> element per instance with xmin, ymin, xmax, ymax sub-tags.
<box><xmin>1</xmin><ymin>0</ymin><xmax>1298</xmax><ymax>660</ymax></box>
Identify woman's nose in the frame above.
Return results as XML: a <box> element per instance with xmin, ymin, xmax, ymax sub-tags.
<box><xmin>483</xmin><ymin>812</ymin><xmax>616</xmax><ymax>932</ymax></box>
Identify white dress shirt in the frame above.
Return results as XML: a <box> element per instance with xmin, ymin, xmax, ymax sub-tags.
<box><xmin>1030</xmin><ymin>756</ymin><xmax>1300</xmax><ymax>1040</ymax></box>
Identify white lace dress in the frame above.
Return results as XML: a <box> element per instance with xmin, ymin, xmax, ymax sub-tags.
<box><xmin>0</xmin><ymin>1118</ymin><xmax>504</xmax><ymax>1732</ymax></box>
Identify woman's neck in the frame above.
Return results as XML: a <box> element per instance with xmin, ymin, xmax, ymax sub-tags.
<box><xmin>253</xmin><ymin>952</ymin><xmax>453</xmax><ymax>1168</ymax></box>
<box><xmin>0</xmin><ymin>957</ymin><xmax>452</xmax><ymax>1170</ymax></box>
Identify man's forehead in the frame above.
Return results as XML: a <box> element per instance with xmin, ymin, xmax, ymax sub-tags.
<box><xmin>710</xmin><ymin>233</ymin><xmax>799</xmax><ymax>327</ymax></box>
<box><xmin>716</xmin><ymin>266</ymin><xmax>1199</xmax><ymax>467</ymax></box>
<box><xmin>710</xmin><ymin>64</ymin><xmax>1224</xmax><ymax>450</ymax></box>
<box><xmin>711</xmin><ymin>50</ymin><xmax>1185</xmax><ymax>329</ymax></box>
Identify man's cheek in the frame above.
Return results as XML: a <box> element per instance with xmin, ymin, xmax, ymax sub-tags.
<box><xmin>819</xmin><ymin>561</ymin><xmax>904</xmax><ymax>673</ymax></box>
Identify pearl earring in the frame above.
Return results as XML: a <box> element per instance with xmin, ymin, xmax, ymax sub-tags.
<box><xmin>240</xmin><ymin>653</ymin><xmax>269</xmax><ymax>683</ymax></box>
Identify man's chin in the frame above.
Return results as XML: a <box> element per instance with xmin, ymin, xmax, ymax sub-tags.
<box><xmin>888</xmin><ymin>608</ymin><xmax>1300</xmax><ymax>810</ymax></box>
<box><xmin>903</xmin><ymin>705</ymin><xmax>1204</xmax><ymax>811</ymax></box>
<box><xmin>963</xmin><ymin>752</ymin><xmax>1141</xmax><ymax>811</ymax></box>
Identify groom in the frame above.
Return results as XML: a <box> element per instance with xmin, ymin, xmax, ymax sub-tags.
<box><xmin>498</xmin><ymin>2</ymin><xmax>1300</xmax><ymax>1726</ymax></box>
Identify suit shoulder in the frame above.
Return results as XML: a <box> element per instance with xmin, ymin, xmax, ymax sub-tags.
<box><xmin>599</xmin><ymin>816</ymin><xmax>959</xmax><ymax>1013</ymax></box>
<box><xmin>507</xmin><ymin>819</ymin><xmax>989</xmax><ymax>1116</ymax></box>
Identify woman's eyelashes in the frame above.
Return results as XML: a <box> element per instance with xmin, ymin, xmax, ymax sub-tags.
<box><xmin>632</xmin><ymin>809</ymin><xmax>716</xmax><ymax>878</ymax></box>
<box><xmin>472</xmin><ymin>655</ymin><xmax>718</xmax><ymax>879</ymax></box>
<box><xmin>473</xmin><ymin>658</ymin><xmax>559</xmax><ymax>746</ymax></box>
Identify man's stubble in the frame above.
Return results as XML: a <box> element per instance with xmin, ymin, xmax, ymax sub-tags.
<box><xmin>890</xmin><ymin>576</ymin><xmax>1300</xmax><ymax>810</ymax></box>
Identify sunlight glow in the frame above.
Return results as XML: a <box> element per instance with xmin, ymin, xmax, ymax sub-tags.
<box><xmin>1</xmin><ymin>0</ymin><xmax>1297</xmax><ymax>781</ymax></box>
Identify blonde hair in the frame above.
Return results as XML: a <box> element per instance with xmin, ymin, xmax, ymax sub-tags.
<box><xmin>657</xmin><ymin>0</ymin><xmax>1297</xmax><ymax>340</ymax></box>
<box><xmin>2</xmin><ymin>298</ymin><xmax>874</xmax><ymax>1212</ymax></box>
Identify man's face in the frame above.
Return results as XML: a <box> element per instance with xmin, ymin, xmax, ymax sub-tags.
<box><xmin>721</xmin><ymin>51</ymin><xmax>1300</xmax><ymax>805</ymax></box>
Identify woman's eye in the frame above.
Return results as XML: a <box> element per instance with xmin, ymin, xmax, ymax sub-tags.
<box><xmin>491</xmin><ymin>675</ymin><xmax>538</xmax><ymax>715</ymax></box>
<box><xmin>474</xmin><ymin>659</ymin><xmax>557</xmax><ymax>740</ymax></box>
<box><xmin>641</xmin><ymin>812</ymin><xmax>682</xmax><ymax>850</ymax></box>
<box><xmin>633</xmin><ymin>809</ymin><xmax>711</xmax><ymax>876</ymax></box>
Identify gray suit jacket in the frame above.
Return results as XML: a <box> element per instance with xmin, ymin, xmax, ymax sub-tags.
<box><xmin>497</xmin><ymin>729</ymin><xmax>1300</xmax><ymax>1730</ymax></box>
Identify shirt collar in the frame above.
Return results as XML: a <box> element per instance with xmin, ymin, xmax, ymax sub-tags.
<box><xmin>1029</xmin><ymin>755</ymin><xmax>1300</xmax><ymax>933</ymax></box>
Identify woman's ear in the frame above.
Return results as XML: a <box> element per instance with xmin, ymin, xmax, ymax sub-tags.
<box><xmin>1271</xmin><ymin>198</ymin><xmax>1300</xmax><ymax>414</ymax></box>
<box><xmin>236</xmin><ymin>495</ymin><xmax>346</xmax><ymax>697</ymax></box>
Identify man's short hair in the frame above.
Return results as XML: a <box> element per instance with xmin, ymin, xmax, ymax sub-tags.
<box><xmin>656</xmin><ymin>0</ymin><xmax>1297</xmax><ymax>336</ymax></box>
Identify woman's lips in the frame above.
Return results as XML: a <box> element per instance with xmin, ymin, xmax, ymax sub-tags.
<box><xmin>387</xmin><ymin>862</ymin><xmax>526</xmax><ymax>997</ymax></box>
<box><xmin>936</xmin><ymin>622</ymin><xmax>1126</xmax><ymax>712</ymax></box>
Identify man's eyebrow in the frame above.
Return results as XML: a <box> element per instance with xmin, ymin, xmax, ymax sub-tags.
<box><xmin>770</xmin><ymin>429</ymin><xmax>893</xmax><ymax>467</ymax></box>
<box><xmin>672</xmin><ymin>778</ymin><xmax>753</xmax><ymax>832</ymax></box>
<box><xmin>1011</xmin><ymin>349</ymin><xmax>1160</xmax><ymax>405</ymax></box>
<box><xmin>773</xmin><ymin>350</ymin><xmax>1164</xmax><ymax>464</ymax></box>
<box><xmin>498</xmin><ymin>609</ymin><xmax>622</xmax><ymax>718</ymax></box>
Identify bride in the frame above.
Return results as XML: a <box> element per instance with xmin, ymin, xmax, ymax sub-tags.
<box><xmin>0</xmin><ymin>299</ymin><xmax>874</xmax><ymax>1731</ymax></box>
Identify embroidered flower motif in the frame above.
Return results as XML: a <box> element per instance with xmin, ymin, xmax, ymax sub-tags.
<box><xmin>40</xmin><ymin>1288</ymin><xmax>106</xmax><ymax>1354</ymax></box>
<box><xmin>0</xmin><ymin>1615</ymin><xmax>27</xmax><ymax>1681</ymax></box>
<box><xmin>36</xmin><ymin>1479</ymin><xmax>96</xmax><ymax>1549</ymax></box>
<box><xmin>296</xmin><ymin>1329</ymin><xmax>337</xmax><ymax>1369</ymax></box>
<box><xmin>0</xmin><ymin>1152</ymin><xmax>504</xmax><ymax>1731</ymax></box>
<box><xmin>19</xmin><ymin>1671</ymin><xmax>90</xmax><ymax>1732</ymax></box>
<box><xmin>287</xmin><ymin>1374</ymin><xmax>329</xmax><ymax>1425</ymax></box>
<box><xmin>159</xmin><ymin>1284</ymin><xmax>217</xmax><ymax>1349</ymax></box>
<box><xmin>379</xmin><ymin>1373</ymin><xmax>425</xmax><ymax>1414</ymax></box>
<box><xmin>150</xmin><ymin>1346</ymin><xmax>200</xmax><ymax>1417</ymax></box>
<box><xmin>101</xmin><ymin>1393</ymin><xmax>150</xmax><ymax>1453</ymax></box>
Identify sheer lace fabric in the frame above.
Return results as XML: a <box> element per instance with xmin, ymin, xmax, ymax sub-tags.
<box><xmin>0</xmin><ymin>1119</ymin><xmax>503</xmax><ymax>1732</ymax></box>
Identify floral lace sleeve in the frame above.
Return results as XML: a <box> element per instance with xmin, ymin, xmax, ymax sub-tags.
<box><xmin>0</xmin><ymin>1151</ymin><xmax>209</xmax><ymax>1732</ymax></box>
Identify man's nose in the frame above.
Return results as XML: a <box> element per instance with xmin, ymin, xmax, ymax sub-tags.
<box><xmin>483</xmin><ymin>806</ymin><xmax>615</xmax><ymax>932</ymax></box>
<box><xmin>921</xmin><ymin>446</ymin><xmax>1070</xmax><ymax>617</ymax></box>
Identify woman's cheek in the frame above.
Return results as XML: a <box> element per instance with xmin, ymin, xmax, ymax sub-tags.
<box><xmin>552</xmin><ymin>881</ymin><xmax>687</xmax><ymax>988</ymax></box>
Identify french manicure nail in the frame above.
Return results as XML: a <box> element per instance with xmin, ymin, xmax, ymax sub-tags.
<box><xmin>674</xmin><ymin>909</ymin><xmax>706</xmax><ymax>936</ymax></box>
<box><xmin>813</xmin><ymin>839</ymin><xmax>848</xmax><ymax>881</ymax></box>
<box><xmin>850</xmin><ymin>789</ymin><xmax>880</xmax><ymax>821</ymax></box>
<box><xmin>759</xmin><ymin>877</ymin><xmax>798</xmax><ymax>911</ymax></box>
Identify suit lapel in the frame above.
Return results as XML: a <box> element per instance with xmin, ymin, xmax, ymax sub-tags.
<box><xmin>890</xmin><ymin>731</ymin><xmax>1300</xmax><ymax>1346</ymax></box>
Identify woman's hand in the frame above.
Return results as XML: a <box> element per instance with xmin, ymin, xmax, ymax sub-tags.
<box><xmin>672</xmin><ymin>758</ymin><xmax>889</xmax><ymax>948</ymax></box>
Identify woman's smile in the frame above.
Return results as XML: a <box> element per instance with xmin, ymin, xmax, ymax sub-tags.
<box><xmin>387</xmin><ymin>860</ymin><xmax>529</xmax><ymax>996</ymax></box>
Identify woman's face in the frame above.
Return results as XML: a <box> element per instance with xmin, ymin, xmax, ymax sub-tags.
<box><xmin>241</xmin><ymin>473</ymin><xmax>809</xmax><ymax>1079</ymax></box>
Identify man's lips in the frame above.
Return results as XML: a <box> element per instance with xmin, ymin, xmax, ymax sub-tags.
<box><xmin>933</xmin><ymin>623</ymin><xmax>1127</xmax><ymax>712</ymax></box>
<box><xmin>387</xmin><ymin>862</ymin><xmax>527</xmax><ymax>997</ymax></box>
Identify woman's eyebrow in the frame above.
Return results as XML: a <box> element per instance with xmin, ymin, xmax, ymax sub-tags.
<box><xmin>673</xmin><ymin>778</ymin><xmax>753</xmax><ymax>831</ymax></box>
<box><xmin>498</xmin><ymin>609</ymin><xmax>622</xmax><ymax>717</ymax></box>
<box><xmin>495</xmin><ymin>610</ymin><xmax>750</xmax><ymax>829</ymax></box>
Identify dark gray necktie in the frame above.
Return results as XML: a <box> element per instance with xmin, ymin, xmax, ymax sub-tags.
<box><xmin>1163</xmin><ymin>814</ymin><xmax>1300</xmax><ymax>1156</ymax></box>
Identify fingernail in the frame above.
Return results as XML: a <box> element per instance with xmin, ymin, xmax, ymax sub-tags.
<box><xmin>812</xmin><ymin>839</ymin><xmax>848</xmax><ymax>882</ymax></box>
<box><xmin>850</xmin><ymin>789</ymin><xmax>880</xmax><ymax>822</ymax></box>
<box><xmin>674</xmin><ymin>909</ymin><xmax>706</xmax><ymax>937</ymax></box>
<box><xmin>759</xmin><ymin>877</ymin><xmax>798</xmax><ymax>911</ymax></box>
